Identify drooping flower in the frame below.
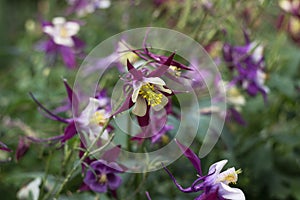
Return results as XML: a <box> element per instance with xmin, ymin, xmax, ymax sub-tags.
<box><xmin>67</xmin><ymin>0</ymin><xmax>111</xmax><ymax>17</ymax></box>
<box><xmin>15</xmin><ymin>136</ymin><xmax>31</xmax><ymax>161</ymax></box>
<box><xmin>39</xmin><ymin>17</ymin><xmax>84</xmax><ymax>68</ymax></box>
<box><xmin>83</xmin><ymin>160</ymin><xmax>123</xmax><ymax>193</ymax></box>
<box><xmin>223</xmin><ymin>32</ymin><xmax>269</xmax><ymax>101</ymax></box>
<box><xmin>164</xmin><ymin>140</ymin><xmax>245</xmax><ymax>200</ymax></box>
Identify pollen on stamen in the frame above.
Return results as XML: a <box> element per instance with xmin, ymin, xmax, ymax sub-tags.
<box><xmin>139</xmin><ymin>83</ymin><xmax>163</xmax><ymax>106</ymax></box>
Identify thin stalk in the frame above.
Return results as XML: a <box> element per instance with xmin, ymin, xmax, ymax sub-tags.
<box><xmin>53</xmin><ymin>118</ymin><xmax>112</xmax><ymax>198</ymax></box>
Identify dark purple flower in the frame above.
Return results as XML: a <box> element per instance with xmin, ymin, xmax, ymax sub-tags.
<box><xmin>39</xmin><ymin>17</ymin><xmax>84</xmax><ymax>69</ymax></box>
<box><xmin>0</xmin><ymin>141</ymin><xmax>11</xmax><ymax>152</ymax></box>
<box><xmin>83</xmin><ymin>160</ymin><xmax>123</xmax><ymax>193</ymax></box>
<box><xmin>223</xmin><ymin>32</ymin><xmax>269</xmax><ymax>101</ymax></box>
<box><xmin>164</xmin><ymin>140</ymin><xmax>245</xmax><ymax>200</ymax></box>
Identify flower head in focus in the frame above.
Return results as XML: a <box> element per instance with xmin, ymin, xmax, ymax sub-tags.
<box><xmin>38</xmin><ymin>17</ymin><xmax>84</xmax><ymax>68</ymax></box>
<box><xmin>113</xmin><ymin>54</ymin><xmax>175</xmax><ymax>126</ymax></box>
<box><xmin>164</xmin><ymin>140</ymin><xmax>245</xmax><ymax>200</ymax></box>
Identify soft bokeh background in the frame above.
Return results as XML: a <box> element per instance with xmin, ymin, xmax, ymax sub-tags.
<box><xmin>0</xmin><ymin>0</ymin><xmax>300</xmax><ymax>199</ymax></box>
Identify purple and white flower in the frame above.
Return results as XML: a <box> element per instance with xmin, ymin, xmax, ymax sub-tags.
<box><xmin>164</xmin><ymin>140</ymin><xmax>245</xmax><ymax>200</ymax></box>
<box><xmin>83</xmin><ymin>160</ymin><xmax>123</xmax><ymax>193</ymax></box>
<box><xmin>39</xmin><ymin>17</ymin><xmax>84</xmax><ymax>68</ymax></box>
<box><xmin>223</xmin><ymin>32</ymin><xmax>269</xmax><ymax>101</ymax></box>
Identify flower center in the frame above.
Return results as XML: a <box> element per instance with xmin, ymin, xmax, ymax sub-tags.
<box><xmin>98</xmin><ymin>174</ymin><xmax>107</xmax><ymax>184</ymax></box>
<box><xmin>161</xmin><ymin>135</ymin><xmax>170</xmax><ymax>144</ymax></box>
<box><xmin>90</xmin><ymin>110</ymin><xmax>107</xmax><ymax>126</ymax></box>
<box><xmin>217</xmin><ymin>169</ymin><xmax>242</xmax><ymax>185</ymax></box>
<box><xmin>59</xmin><ymin>27</ymin><xmax>69</xmax><ymax>38</ymax></box>
<box><xmin>170</xmin><ymin>66</ymin><xmax>181</xmax><ymax>76</ymax></box>
<box><xmin>139</xmin><ymin>83</ymin><xmax>163</xmax><ymax>106</ymax></box>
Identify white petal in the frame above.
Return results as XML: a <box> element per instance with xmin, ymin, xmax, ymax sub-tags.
<box><xmin>65</xmin><ymin>22</ymin><xmax>80</xmax><ymax>36</ymax></box>
<box><xmin>152</xmin><ymin>94</ymin><xmax>168</xmax><ymax>111</ymax></box>
<box><xmin>208</xmin><ymin>160</ymin><xmax>228</xmax><ymax>176</ymax></box>
<box><xmin>218</xmin><ymin>182</ymin><xmax>245</xmax><ymax>200</ymax></box>
<box><xmin>279</xmin><ymin>0</ymin><xmax>292</xmax><ymax>12</ymax></box>
<box><xmin>52</xmin><ymin>17</ymin><xmax>66</xmax><ymax>25</ymax></box>
<box><xmin>43</xmin><ymin>26</ymin><xmax>55</xmax><ymax>36</ymax></box>
<box><xmin>132</xmin><ymin>82</ymin><xmax>142</xmax><ymax>103</ymax></box>
<box><xmin>78</xmin><ymin>98</ymin><xmax>102</xmax><ymax>125</ymax></box>
<box><xmin>97</xmin><ymin>0</ymin><xmax>111</xmax><ymax>9</ymax></box>
<box><xmin>132</xmin><ymin>97</ymin><xmax>147</xmax><ymax>116</ymax></box>
<box><xmin>156</xmin><ymin>84</ymin><xmax>172</xmax><ymax>94</ymax></box>
<box><xmin>144</xmin><ymin>77</ymin><xmax>166</xmax><ymax>86</ymax></box>
<box><xmin>17</xmin><ymin>177</ymin><xmax>42</xmax><ymax>200</ymax></box>
<box><xmin>53</xmin><ymin>37</ymin><xmax>74</xmax><ymax>47</ymax></box>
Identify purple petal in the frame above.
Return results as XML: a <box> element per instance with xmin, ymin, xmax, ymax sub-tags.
<box><xmin>175</xmin><ymin>139</ymin><xmax>202</xmax><ymax>176</ymax></box>
<box><xmin>61</xmin><ymin>121</ymin><xmax>77</xmax><ymax>143</ymax></box>
<box><xmin>59</xmin><ymin>46</ymin><xmax>76</xmax><ymax>69</ymax></box>
<box><xmin>101</xmin><ymin>145</ymin><xmax>121</xmax><ymax>163</ymax></box>
<box><xmin>107</xmin><ymin>174</ymin><xmax>122</xmax><ymax>190</ymax></box>
<box><xmin>137</xmin><ymin>107</ymin><xmax>150</xmax><ymax>127</ymax></box>
<box><xmin>63</xmin><ymin>79</ymin><xmax>79</xmax><ymax>115</ymax></box>
<box><xmin>29</xmin><ymin>92</ymin><xmax>69</xmax><ymax>124</ymax></box>
<box><xmin>0</xmin><ymin>141</ymin><xmax>11</xmax><ymax>152</ymax></box>
<box><xmin>148</xmin><ymin>52</ymin><xmax>175</xmax><ymax>77</ymax></box>
<box><xmin>163</xmin><ymin>164</ymin><xmax>194</xmax><ymax>193</ymax></box>
<box><xmin>111</xmin><ymin>93</ymin><xmax>134</xmax><ymax>116</ymax></box>
<box><xmin>90</xmin><ymin>182</ymin><xmax>108</xmax><ymax>193</ymax></box>
<box><xmin>146</xmin><ymin>191</ymin><xmax>152</xmax><ymax>200</ymax></box>
<box><xmin>72</xmin><ymin>36</ymin><xmax>85</xmax><ymax>49</ymax></box>
<box><xmin>127</xmin><ymin>60</ymin><xmax>143</xmax><ymax>80</ymax></box>
<box><xmin>15</xmin><ymin>137</ymin><xmax>30</xmax><ymax>161</ymax></box>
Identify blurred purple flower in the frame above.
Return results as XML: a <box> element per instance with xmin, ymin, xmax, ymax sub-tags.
<box><xmin>38</xmin><ymin>17</ymin><xmax>84</xmax><ymax>69</ymax></box>
<box><xmin>67</xmin><ymin>0</ymin><xmax>111</xmax><ymax>17</ymax></box>
<box><xmin>164</xmin><ymin>140</ymin><xmax>245</xmax><ymax>200</ymax></box>
<box><xmin>83</xmin><ymin>160</ymin><xmax>123</xmax><ymax>193</ymax></box>
<box><xmin>223</xmin><ymin>32</ymin><xmax>269</xmax><ymax>101</ymax></box>
<box><xmin>0</xmin><ymin>141</ymin><xmax>11</xmax><ymax>152</ymax></box>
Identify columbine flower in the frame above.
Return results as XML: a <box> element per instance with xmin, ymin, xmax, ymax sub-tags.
<box><xmin>164</xmin><ymin>140</ymin><xmax>245</xmax><ymax>200</ymax></box>
<box><xmin>0</xmin><ymin>141</ymin><xmax>11</xmax><ymax>152</ymax></box>
<box><xmin>77</xmin><ymin>97</ymin><xmax>110</xmax><ymax>141</ymax></box>
<box><xmin>67</xmin><ymin>0</ymin><xmax>111</xmax><ymax>17</ymax></box>
<box><xmin>223</xmin><ymin>32</ymin><xmax>269</xmax><ymax>101</ymax></box>
<box><xmin>113</xmin><ymin>56</ymin><xmax>175</xmax><ymax>126</ymax></box>
<box><xmin>39</xmin><ymin>17</ymin><xmax>84</xmax><ymax>68</ymax></box>
<box><xmin>83</xmin><ymin>160</ymin><xmax>123</xmax><ymax>193</ymax></box>
<box><xmin>29</xmin><ymin>80</ymin><xmax>111</xmax><ymax>144</ymax></box>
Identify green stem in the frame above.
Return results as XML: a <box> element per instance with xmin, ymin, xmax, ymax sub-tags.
<box><xmin>53</xmin><ymin>118</ymin><xmax>112</xmax><ymax>198</ymax></box>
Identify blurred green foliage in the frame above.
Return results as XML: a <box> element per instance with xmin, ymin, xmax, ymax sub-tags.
<box><xmin>0</xmin><ymin>0</ymin><xmax>300</xmax><ymax>200</ymax></box>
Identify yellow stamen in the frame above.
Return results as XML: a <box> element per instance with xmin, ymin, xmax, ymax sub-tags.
<box><xmin>98</xmin><ymin>174</ymin><xmax>107</xmax><ymax>184</ymax></box>
<box><xmin>161</xmin><ymin>135</ymin><xmax>170</xmax><ymax>144</ymax></box>
<box><xmin>170</xmin><ymin>66</ymin><xmax>181</xmax><ymax>76</ymax></box>
<box><xmin>218</xmin><ymin>168</ymin><xmax>242</xmax><ymax>185</ymax></box>
<box><xmin>139</xmin><ymin>83</ymin><xmax>163</xmax><ymax>106</ymax></box>
<box><xmin>90</xmin><ymin>111</ymin><xmax>107</xmax><ymax>126</ymax></box>
<box><xmin>60</xmin><ymin>27</ymin><xmax>69</xmax><ymax>38</ymax></box>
